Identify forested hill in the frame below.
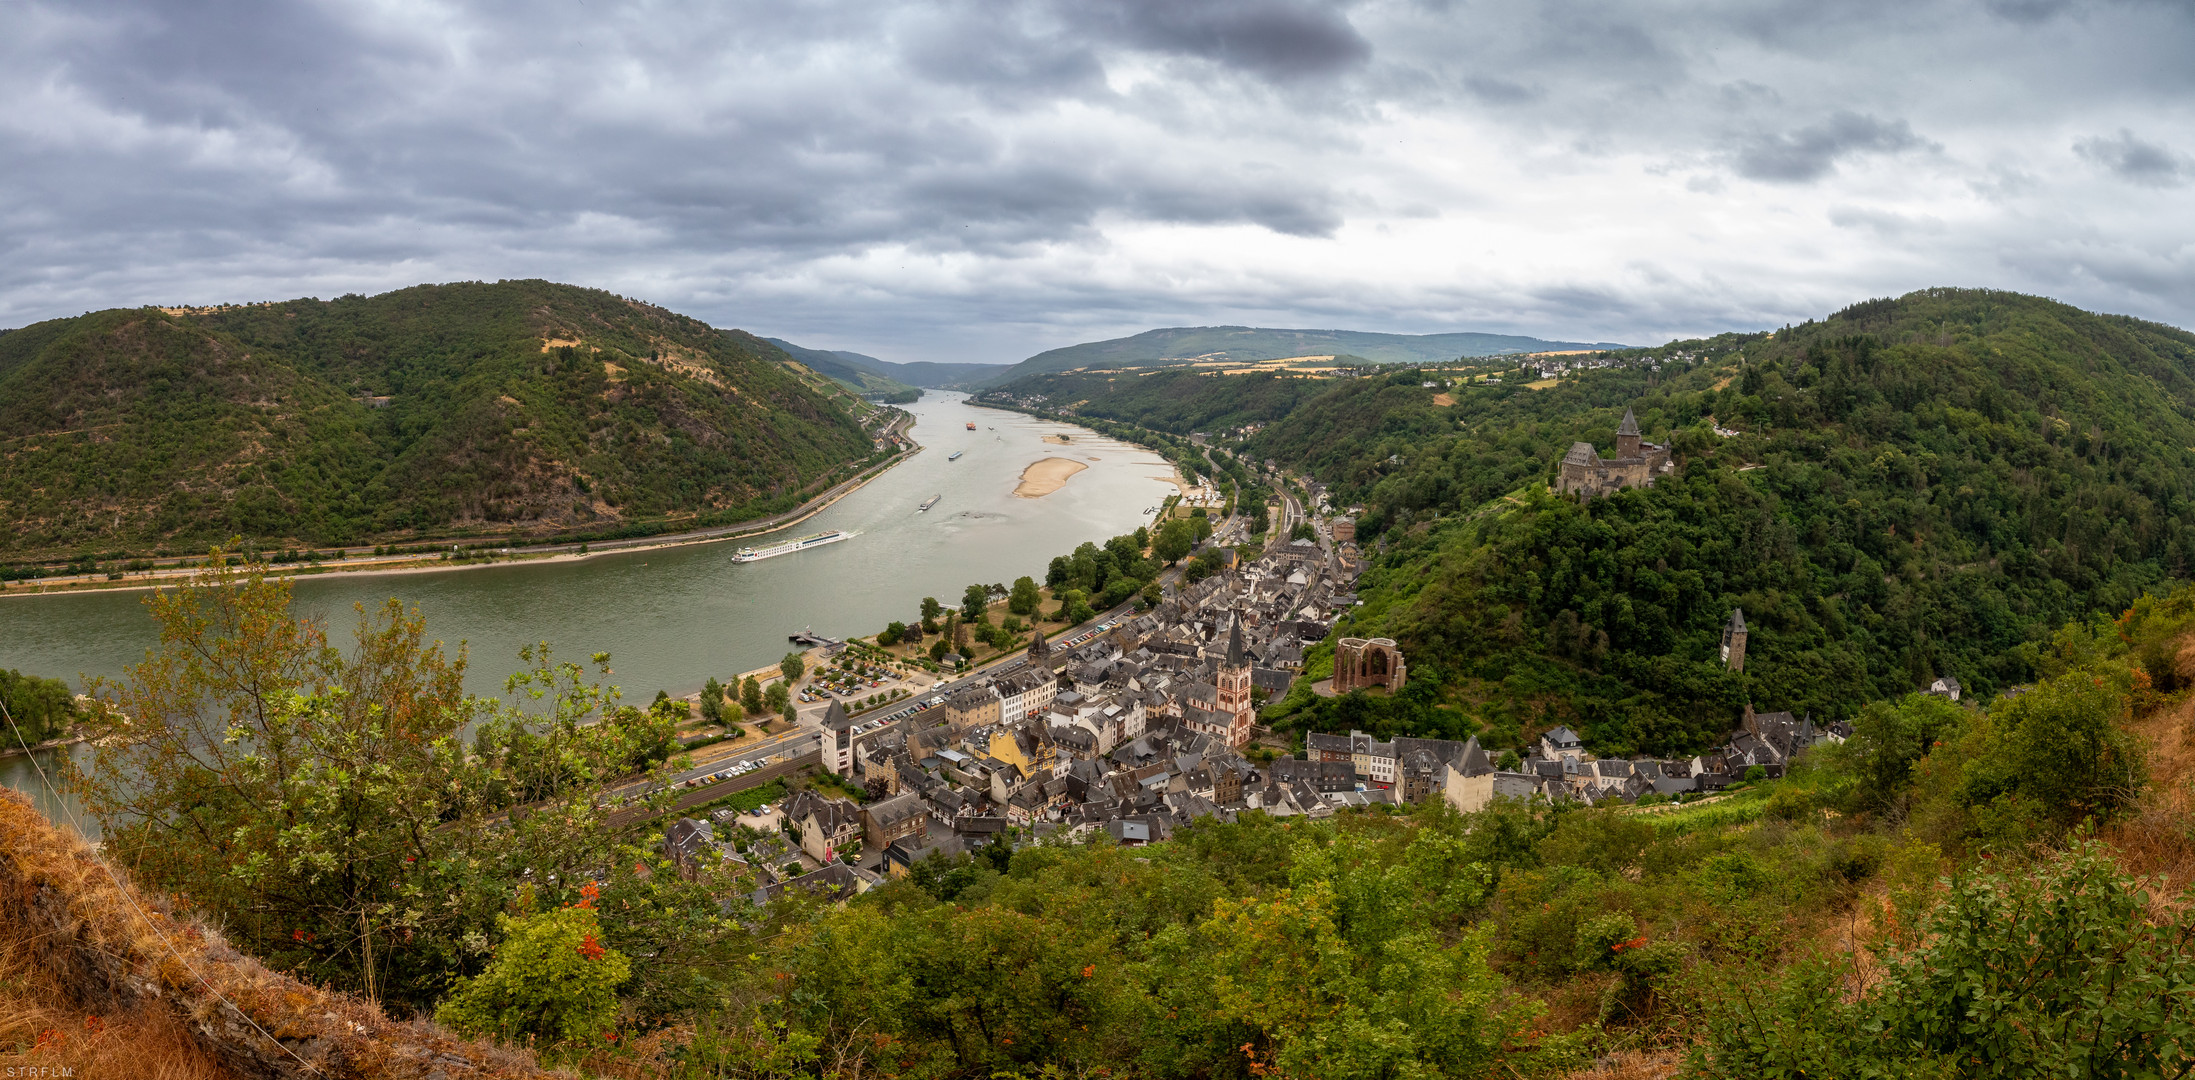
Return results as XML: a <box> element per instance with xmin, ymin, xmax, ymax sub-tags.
<box><xmin>992</xmin><ymin>289</ymin><xmax>2195</xmax><ymax>754</ymax></box>
<box><xmin>762</xmin><ymin>337</ymin><xmax>1007</xmax><ymax>390</ymax></box>
<box><xmin>762</xmin><ymin>337</ymin><xmax>921</xmax><ymax>399</ymax></box>
<box><xmin>0</xmin><ymin>281</ymin><xmax>881</xmax><ymax>560</ymax></box>
<box><xmin>981</xmin><ymin>325</ymin><xmax>1631</xmax><ymax>385</ymax></box>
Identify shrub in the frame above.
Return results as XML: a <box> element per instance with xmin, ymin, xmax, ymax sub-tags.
<box><xmin>1696</xmin><ymin>840</ymin><xmax>2195</xmax><ymax>1077</ymax></box>
<box><xmin>435</xmin><ymin>902</ymin><xmax>631</xmax><ymax>1047</ymax></box>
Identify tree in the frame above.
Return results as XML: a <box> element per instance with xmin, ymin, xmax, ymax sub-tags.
<box><xmin>1958</xmin><ymin>667</ymin><xmax>2145</xmax><ymax>834</ymax></box>
<box><xmin>962</xmin><ymin>584</ymin><xmax>991</xmax><ymax>623</ymax></box>
<box><xmin>742</xmin><ymin>675</ymin><xmax>765</xmax><ymax>715</ymax></box>
<box><xmin>1842</xmin><ymin>693</ymin><xmax>1968</xmax><ymax>811</ymax></box>
<box><xmin>929</xmin><ymin>638</ymin><xmax>950</xmax><ymax>662</ymax></box>
<box><xmin>0</xmin><ymin>668</ymin><xmax>80</xmax><ymax>746</ymax></box>
<box><xmin>765</xmin><ymin>680</ymin><xmax>790</xmax><ymax>713</ymax></box>
<box><xmin>879</xmin><ymin>621</ymin><xmax>907</xmax><ymax>647</ymax></box>
<box><xmin>781</xmin><ymin>651</ymin><xmax>806</xmax><ymax>683</ymax></box>
<box><xmin>435</xmin><ymin>900</ymin><xmax>631</xmax><ymax>1047</ymax></box>
<box><xmin>1153</xmin><ymin>519</ymin><xmax>1194</xmax><ymax>563</ymax></box>
<box><xmin>1045</xmin><ymin>556</ymin><xmax>1070</xmax><ymax>588</ymax></box>
<box><xmin>700</xmin><ymin>677</ymin><xmax>725</xmax><ymax>724</ymax></box>
<box><xmin>67</xmin><ymin>556</ymin><xmax>675</xmax><ymax>1010</ymax></box>
<box><xmin>1057</xmin><ymin>588</ymin><xmax>1097</xmax><ymax>626</ymax></box>
<box><xmin>1140</xmin><ymin>580</ymin><xmax>1163</xmax><ymax>609</ymax></box>
<box><xmin>1185</xmin><ymin>546</ymin><xmax>1225</xmax><ymax>583</ymax></box>
<box><xmin>1009</xmin><ymin>576</ymin><xmax>1042</xmax><ymax>616</ymax></box>
<box><xmin>920</xmin><ymin>596</ymin><xmax>944</xmax><ymax>624</ymax></box>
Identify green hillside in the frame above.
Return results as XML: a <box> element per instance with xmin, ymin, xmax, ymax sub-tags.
<box><xmin>763</xmin><ymin>337</ymin><xmax>922</xmax><ymax>401</ymax></box>
<box><xmin>989</xmin><ymin>289</ymin><xmax>2195</xmax><ymax>754</ymax></box>
<box><xmin>889</xmin><ymin>359</ymin><xmax>1016</xmax><ymax>387</ymax></box>
<box><xmin>982</xmin><ymin>325</ymin><xmax>1630</xmax><ymax>385</ymax></box>
<box><xmin>761</xmin><ymin>337</ymin><xmax>1007</xmax><ymax>390</ymax></box>
<box><xmin>0</xmin><ymin>281</ymin><xmax>882</xmax><ymax>560</ymax></box>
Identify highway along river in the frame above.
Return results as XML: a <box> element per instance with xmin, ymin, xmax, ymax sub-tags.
<box><xmin>1</xmin><ymin>392</ymin><xmax>1178</xmax><ymax>825</ymax></box>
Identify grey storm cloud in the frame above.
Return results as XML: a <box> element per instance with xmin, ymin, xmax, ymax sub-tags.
<box><xmin>1</xmin><ymin>0</ymin><xmax>2192</xmax><ymax>362</ymax></box>
<box><xmin>2074</xmin><ymin>130</ymin><xmax>2189</xmax><ymax>187</ymax></box>
<box><xmin>1069</xmin><ymin>0</ymin><xmax>1373</xmax><ymax>78</ymax></box>
<box><xmin>1733</xmin><ymin>112</ymin><xmax>1933</xmax><ymax>183</ymax></box>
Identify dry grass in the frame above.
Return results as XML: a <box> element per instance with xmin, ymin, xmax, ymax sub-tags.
<box><xmin>2102</xmin><ymin>688</ymin><xmax>2195</xmax><ymax>892</ymax></box>
<box><xmin>0</xmin><ymin>789</ymin><xmax>557</xmax><ymax>1079</ymax></box>
<box><xmin>0</xmin><ymin>935</ymin><xmax>230</xmax><ymax>1080</ymax></box>
<box><xmin>1556</xmin><ymin>1049</ymin><xmax>1687</xmax><ymax>1080</ymax></box>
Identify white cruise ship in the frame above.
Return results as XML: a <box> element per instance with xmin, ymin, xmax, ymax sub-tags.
<box><xmin>730</xmin><ymin>530</ymin><xmax>850</xmax><ymax>563</ymax></box>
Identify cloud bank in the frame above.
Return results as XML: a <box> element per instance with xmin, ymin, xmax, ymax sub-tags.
<box><xmin>1</xmin><ymin>0</ymin><xmax>2190</xmax><ymax>362</ymax></box>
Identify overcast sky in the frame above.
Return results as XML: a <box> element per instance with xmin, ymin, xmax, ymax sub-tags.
<box><xmin>3</xmin><ymin>0</ymin><xmax>2190</xmax><ymax>364</ymax></box>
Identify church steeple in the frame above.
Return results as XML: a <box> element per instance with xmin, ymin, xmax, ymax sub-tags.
<box><xmin>1214</xmin><ymin>613</ymin><xmax>1254</xmax><ymax>748</ymax></box>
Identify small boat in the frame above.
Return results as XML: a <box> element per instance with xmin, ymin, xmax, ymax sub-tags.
<box><xmin>731</xmin><ymin>530</ymin><xmax>850</xmax><ymax>563</ymax></box>
<box><xmin>966</xmin><ymin>421</ymin><xmax>977</xmax><ymax>430</ymax></box>
<box><xmin>918</xmin><ymin>494</ymin><xmax>941</xmax><ymax>511</ymax></box>
<box><xmin>948</xmin><ymin>450</ymin><xmax>963</xmax><ymax>461</ymax></box>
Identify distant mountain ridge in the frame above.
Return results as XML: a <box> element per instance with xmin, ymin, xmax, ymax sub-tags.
<box><xmin>0</xmin><ymin>281</ymin><xmax>882</xmax><ymax>560</ymax></box>
<box><xmin>982</xmin><ymin>325</ymin><xmax>1631</xmax><ymax>385</ymax></box>
<box><xmin>761</xmin><ymin>338</ymin><xmax>1007</xmax><ymax>390</ymax></box>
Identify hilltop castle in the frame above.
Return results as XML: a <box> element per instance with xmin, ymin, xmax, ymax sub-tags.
<box><xmin>1557</xmin><ymin>405</ymin><xmax>1673</xmax><ymax>498</ymax></box>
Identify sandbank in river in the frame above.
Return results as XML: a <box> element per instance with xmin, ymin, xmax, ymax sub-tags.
<box><xmin>1014</xmin><ymin>457</ymin><xmax>1089</xmax><ymax>498</ymax></box>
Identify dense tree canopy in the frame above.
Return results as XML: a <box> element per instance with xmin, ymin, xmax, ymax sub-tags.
<box><xmin>0</xmin><ymin>281</ymin><xmax>880</xmax><ymax>560</ymax></box>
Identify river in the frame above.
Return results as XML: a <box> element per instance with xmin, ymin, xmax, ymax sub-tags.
<box><xmin>0</xmin><ymin>392</ymin><xmax>1178</xmax><ymax>829</ymax></box>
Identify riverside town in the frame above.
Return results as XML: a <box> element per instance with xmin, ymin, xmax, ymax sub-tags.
<box><xmin>5</xmin><ymin>7</ymin><xmax>2195</xmax><ymax>1077</ymax></box>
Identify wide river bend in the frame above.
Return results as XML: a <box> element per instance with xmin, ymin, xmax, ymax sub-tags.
<box><xmin>0</xmin><ymin>392</ymin><xmax>1177</xmax><ymax>827</ymax></box>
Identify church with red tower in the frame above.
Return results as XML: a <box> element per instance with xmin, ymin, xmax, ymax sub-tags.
<box><xmin>1186</xmin><ymin>616</ymin><xmax>1258</xmax><ymax>748</ymax></box>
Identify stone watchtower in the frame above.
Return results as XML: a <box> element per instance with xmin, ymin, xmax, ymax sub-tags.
<box><xmin>1615</xmin><ymin>405</ymin><xmax>1643</xmax><ymax>458</ymax></box>
<box><xmin>1721</xmin><ymin>609</ymin><xmax>1747</xmax><ymax>673</ymax></box>
<box><xmin>1028</xmin><ymin>626</ymin><xmax>1050</xmax><ymax>665</ymax></box>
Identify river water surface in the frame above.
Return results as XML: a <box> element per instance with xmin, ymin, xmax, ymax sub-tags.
<box><xmin>1</xmin><ymin>393</ymin><xmax>1176</xmax><ymax>827</ymax></box>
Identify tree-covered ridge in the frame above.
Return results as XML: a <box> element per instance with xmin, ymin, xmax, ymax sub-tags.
<box><xmin>0</xmin><ymin>281</ymin><xmax>879</xmax><ymax>559</ymax></box>
<box><xmin>983</xmin><ymin>324</ymin><xmax>1633</xmax><ymax>386</ymax></box>
<box><xmin>762</xmin><ymin>337</ymin><xmax>922</xmax><ymax>400</ymax></box>
<box><xmin>996</xmin><ymin>289</ymin><xmax>2195</xmax><ymax>755</ymax></box>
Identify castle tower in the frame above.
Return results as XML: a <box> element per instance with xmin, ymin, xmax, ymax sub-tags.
<box><xmin>1616</xmin><ymin>406</ymin><xmax>1642</xmax><ymax>459</ymax></box>
<box><xmin>1721</xmin><ymin>608</ymin><xmax>1748</xmax><ymax>673</ymax></box>
<box><xmin>1216</xmin><ymin>615</ymin><xmax>1254</xmax><ymax>747</ymax></box>
<box><xmin>1028</xmin><ymin>626</ymin><xmax>1049</xmax><ymax>665</ymax></box>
